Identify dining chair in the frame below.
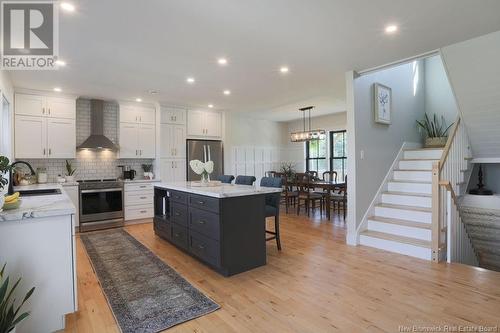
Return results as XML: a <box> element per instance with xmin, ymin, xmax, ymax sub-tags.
<box><xmin>235</xmin><ymin>175</ymin><xmax>256</xmax><ymax>185</ymax></box>
<box><xmin>217</xmin><ymin>175</ymin><xmax>235</xmax><ymax>184</ymax></box>
<box><xmin>305</xmin><ymin>170</ymin><xmax>318</xmax><ymax>180</ymax></box>
<box><xmin>314</xmin><ymin>171</ymin><xmax>338</xmax><ymax>208</ymax></box>
<box><xmin>260</xmin><ymin>177</ymin><xmax>283</xmax><ymax>250</ymax></box>
<box><xmin>278</xmin><ymin>173</ymin><xmax>298</xmax><ymax>214</ymax></box>
<box><xmin>331</xmin><ymin>175</ymin><xmax>347</xmax><ymax>219</ymax></box>
<box><xmin>296</xmin><ymin>173</ymin><xmax>323</xmax><ymax>216</ymax></box>
<box><xmin>265</xmin><ymin>171</ymin><xmax>277</xmax><ymax>178</ymax></box>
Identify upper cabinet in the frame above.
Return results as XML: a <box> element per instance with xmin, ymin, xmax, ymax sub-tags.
<box><xmin>120</xmin><ymin>104</ymin><xmax>155</xmax><ymax>124</ymax></box>
<box><xmin>14</xmin><ymin>93</ymin><xmax>76</xmax><ymax>159</ymax></box>
<box><xmin>119</xmin><ymin>103</ymin><xmax>156</xmax><ymax>159</ymax></box>
<box><xmin>187</xmin><ymin>110</ymin><xmax>222</xmax><ymax>139</ymax></box>
<box><xmin>15</xmin><ymin>94</ymin><xmax>76</xmax><ymax>119</ymax></box>
<box><xmin>161</xmin><ymin>106</ymin><xmax>186</xmax><ymax>125</ymax></box>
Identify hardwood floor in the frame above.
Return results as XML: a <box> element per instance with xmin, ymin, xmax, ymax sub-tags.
<box><xmin>65</xmin><ymin>212</ymin><xmax>500</xmax><ymax>332</ymax></box>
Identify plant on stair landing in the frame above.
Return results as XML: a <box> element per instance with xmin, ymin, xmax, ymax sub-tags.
<box><xmin>0</xmin><ymin>263</ymin><xmax>35</xmax><ymax>333</ymax></box>
<box><xmin>416</xmin><ymin>113</ymin><xmax>453</xmax><ymax>148</ymax></box>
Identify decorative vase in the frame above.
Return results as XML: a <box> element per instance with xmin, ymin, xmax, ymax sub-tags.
<box><xmin>201</xmin><ymin>172</ymin><xmax>209</xmax><ymax>184</ymax></box>
<box><xmin>425</xmin><ymin>137</ymin><xmax>447</xmax><ymax>148</ymax></box>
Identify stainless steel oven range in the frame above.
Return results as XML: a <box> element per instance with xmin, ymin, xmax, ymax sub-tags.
<box><xmin>78</xmin><ymin>179</ymin><xmax>124</xmax><ymax>232</ymax></box>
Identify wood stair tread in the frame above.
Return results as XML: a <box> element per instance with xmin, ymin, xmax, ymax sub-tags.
<box><xmin>382</xmin><ymin>191</ymin><xmax>431</xmax><ymax>198</ymax></box>
<box><xmin>389</xmin><ymin>179</ymin><xmax>432</xmax><ymax>184</ymax></box>
<box><xmin>368</xmin><ymin>216</ymin><xmax>431</xmax><ymax>229</ymax></box>
<box><xmin>360</xmin><ymin>230</ymin><xmax>431</xmax><ymax>248</ymax></box>
<box><xmin>393</xmin><ymin>169</ymin><xmax>432</xmax><ymax>172</ymax></box>
<box><xmin>376</xmin><ymin>203</ymin><xmax>432</xmax><ymax>212</ymax></box>
<box><xmin>404</xmin><ymin>148</ymin><xmax>444</xmax><ymax>151</ymax></box>
<box><xmin>401</xmin><ymin>158</ymin><xmax>440</xmax><ymax>161</ymax></box>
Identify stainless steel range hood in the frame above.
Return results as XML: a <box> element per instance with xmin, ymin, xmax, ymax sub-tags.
<box><xmin>77</xmin><ymin>99</ymin><xmax>118</xmax><ymax>150</ymax></box>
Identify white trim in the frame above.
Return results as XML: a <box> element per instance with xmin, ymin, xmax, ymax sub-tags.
<box><xmin>355</xmin><ymin>142</ymin><xmax>422</xmax><ymax>241</ymax></box>
<box><xmin>345</xmin><ymin>70</ymin><xmax>358</xmax><ymax>245</ymax></box>
<box><xmin>357</xmin><ymin>50</ymin><xmax>439</xmax><ymax>76</ymax></box>
<box><xmin>471</xmin><ymin>158</ymin><xmax>500</xmax><ymax>163</ymax></box>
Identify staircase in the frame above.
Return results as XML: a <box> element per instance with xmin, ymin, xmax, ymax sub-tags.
<box><xmin>359</xmin><ymin>148</ymin><xmax>443</xmax><ymax>260</ymax></box>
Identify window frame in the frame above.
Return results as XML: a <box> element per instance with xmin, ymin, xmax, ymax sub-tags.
<box><xmin>329</xmin><ymin>130</ymin><xmax>347</xmax><ymax>181</ymax></box>
<box><xmin>305</xmin><ymin>137</ymin><xmax>327</xmax><ymax>175</ymax></box>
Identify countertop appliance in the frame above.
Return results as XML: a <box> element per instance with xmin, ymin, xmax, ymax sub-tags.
<box><xmin>186</xmin><ymin>139</ymin><xmax>223</xmax><ymax>181</ymax></box>
<box><xmin>78</xmin><ymin>179</ymin><xmax>124</xmax><ymax>232</ymax></box>
<box><xmin>118</xmin><ymin>165</ymin><xmax>136</xmax><ymax>180</ymax></box>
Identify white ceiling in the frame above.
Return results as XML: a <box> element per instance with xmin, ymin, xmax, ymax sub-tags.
<box><xmin>8</xmin><ymin>0</ymin><xmax>500</xmax><ymax>121</ymax></box>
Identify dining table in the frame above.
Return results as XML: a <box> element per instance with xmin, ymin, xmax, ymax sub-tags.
<box><xmin>287</xmin><ymin>179</ymin><xmax>346</xmax><ymax>219</ymax></box>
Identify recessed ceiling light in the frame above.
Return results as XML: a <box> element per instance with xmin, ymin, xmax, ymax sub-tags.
<box><xmin>385</xmin><ymin>24</ymin><xmax>398</xmax><ymax>34</ymax></box>
<box><xmin>280</xmin><ymin>66</ymin><xmax>289</xmax><ymax>73</ymax></box>
<box><xmin>208</xmin><ymin>104</ymin><xmax>214</xmax><ymax>108</ymax></box>
<box><xmin>60</xmin><ymin>2</ymin><xmax>75</xmax><ymax>12</ymax></box>
<box><xmin>223</xmin><ymin>90</ymin><xmax>231</xmax><ymax>95</ymax></box>
<box><xmin>135</xmin><ymin>98</ymin><xmax>142</xmax><ymax>102</ymax></box>
<box><xmin>186</xmin><ymin>77</ymin><xmax>195</xmax><ymax>84</ymax></box>
<box><xmin>217</xmin><ymin>58</ymin><xmax>228</xmax><ymax>65</ymax></box>
<box><xmin>55</xmin><ymin>59</ymin><xmax>66</xmax><ymax>66</ymax></box>
<box><xmin>53</xmin><ymin>87</ymin><xmax>62</xmax><ymax>92</ymax></box>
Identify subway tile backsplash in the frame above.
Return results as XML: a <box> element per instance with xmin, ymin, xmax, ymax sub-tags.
<box><xmin>21</xmin><ymin>98</ymin><xmax>154</xmax><ymax>182</ymax></box>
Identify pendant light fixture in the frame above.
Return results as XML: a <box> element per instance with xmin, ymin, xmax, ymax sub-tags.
<box><xmin>290</xmin><ymin>106</ymin><xmax>326</xmax><ymax>142</ymax></box>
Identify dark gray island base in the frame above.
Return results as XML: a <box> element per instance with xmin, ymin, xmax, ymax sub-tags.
<box><xmin>154</xmin><ymin>184</ymin><xmax>276</xmax><ymax>276</ymax></box>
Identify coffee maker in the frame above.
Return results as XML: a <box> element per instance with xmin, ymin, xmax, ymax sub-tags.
<box><xmin>118</xmin><ymin>165</ymin><xmax>136</xmax><ymax>180</ymax></box>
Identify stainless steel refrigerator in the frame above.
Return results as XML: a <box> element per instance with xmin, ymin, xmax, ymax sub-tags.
<box><xmin>186</xmin><ymin>140</ymin><xmax>224</xmax><ymax>181</ymax></box>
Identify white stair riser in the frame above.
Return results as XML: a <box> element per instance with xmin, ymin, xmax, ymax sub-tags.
<box><xmin>360</xmin><ymin>235</ymin><xmax>432</xmax><ymax>260</ymax></box>
<box><xmin>381</xmin><ymin>194</ymin><xmax>431</xmax><ymax>208</ymax></box>
<box><xmin>388</xmin><ymin>182</ymin><xmax>432</xmax><ymax>194</ymax></box>
<box><xmin>404</xmin><ymin>150</ymin><xmax>443</xmax><ymax>160</ymax></box>
<box><xmin>375</xmin><ymin>206</ymin><xmax>431</xmax><ymax>223</ymax></box>
<box><xmin>399</xmin><ymin>160</ymin><xmax>436</xmax><ymax>170</ymax></box>
<box><xmin>393</xmin><ymin>170</ymin><xmax>432</xmax><ymax>182</ymax></box>
<box><xmin>367</xmin><ymin>221</ymin><xmax>431</xmax><ymax>241</ymax></box>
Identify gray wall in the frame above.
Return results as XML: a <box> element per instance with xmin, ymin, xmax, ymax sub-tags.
<box><xmin>424</xmin><ymin>55</ymin><xmax>458</xmax><ymax>126</ymax></box>
<box><xmin>353</xmin><ymin>60</ymin><xmax>425</xmax><ymax>226</ymax></box>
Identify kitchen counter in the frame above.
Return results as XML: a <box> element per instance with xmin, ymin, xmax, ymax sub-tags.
<box><xmin>155</xmin><ymin>181</ymin><xmax>282</xmax><ymax>198</ymax></box>
<box><xmin>1</xmin><ymin>183</ymin><xmax>76</xmax><ymax>221</ymax></box>
<box><xmin>123</xmin><ymin>178</ymin><xmax>161</xmax><ymax>184</ymax></box>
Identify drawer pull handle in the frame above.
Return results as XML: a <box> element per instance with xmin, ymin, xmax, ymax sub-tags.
<box><xmin>174</xmin><ymin>233</ymin><xmax>180</xmax><ymax>237</ymax></box>
<box><xmin>140</xmin><ymin>186</ymin><xmax>147</xmax><ymax>188</ymax></box>
<box><xmin>198</xmin><ymin>244</ymin><xmax>205</xmax><ymax>250</ymax></box>
<box><xmin>140</xmin><ymin>210</ymin><xmax>147</xmax><ymax>213</ymax></box>
<box><xmin>197</xmin><ymin>220</ymin><xmax>206</xmax><ymax>225</ymax></box>
<box><xmin>140</xmin><ymin>196</ymin><xmax>147</xmax><ymax>199</ymax></box>
<box><xmin>175</xmin><ymin>212</ymin><xmax>181</xmax><ymax>216</ymax></box>
<box><xmin>197</xmin><ymin>200</ymin><xmax>205</xmax><ymax>205</ymax></box>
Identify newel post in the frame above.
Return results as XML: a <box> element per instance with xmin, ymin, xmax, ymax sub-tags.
<box><xmin>431</xmin><ymin>161</ymin><xmax>440</xmax><ymax>262</ymax></box>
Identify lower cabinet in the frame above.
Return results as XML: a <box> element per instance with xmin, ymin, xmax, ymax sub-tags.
<box><xmin>124</xmin><ymin>183</ymin><xmax>154</xmax><ymax>221</ymax></box>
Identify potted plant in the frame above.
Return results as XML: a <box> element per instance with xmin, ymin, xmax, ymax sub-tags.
<box><xmin>0</xmin><ymin>156</ymin><xmax>12</xmax><ymax>210</ymax></box>
<box><xmin>416</xmin><ymin>113</ymin><xmax>453</xmax><ymax>148</ymax></box>
<box><xmin>141</xmin><ymin>164</ymin><xmax>154</xmax><ymax>179</ymax></box>
<box><xmin>0</xmin><ymin>263</ymin><xmax>35</xmax><ymax>333</ymax></box>
<box><xmin>280</xmin><ymin>162</ymin><xmax>296</xmax><ymax>179</ymax></box>
<box><xmin>65</xmin><ymin>160</ymin><xmax>77</xmax><ymax>182</ymax></box>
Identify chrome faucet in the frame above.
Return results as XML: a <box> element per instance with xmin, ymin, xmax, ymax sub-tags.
<box><xmin>8</xmin><ymin>161</ymin><xmax>36</xmax><ymax>195</ymax></box>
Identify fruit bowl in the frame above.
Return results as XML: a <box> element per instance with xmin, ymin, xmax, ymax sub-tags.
<box><xmin>3</xmin><ymin>199</ymin><xmax>21</xmax><ymax>210</ymax></box>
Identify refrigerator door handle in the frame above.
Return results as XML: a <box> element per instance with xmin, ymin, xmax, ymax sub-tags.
<box><xmin>207</xmin><ymin>145</ymin><xmax>211</xmax><ymax>161</ymax></box>
<box><xmin>203</xmin><ymin>145</ymin><xmax>207</xmax><ymax>163</ymax></box>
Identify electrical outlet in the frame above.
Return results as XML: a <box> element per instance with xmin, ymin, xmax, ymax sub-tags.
<box><xmin>360</xmin><ymin>150</ymin><xmax>365</xmax><ymax>160</ymax></box>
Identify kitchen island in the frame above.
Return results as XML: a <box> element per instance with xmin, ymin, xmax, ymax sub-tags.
<box><xmin>0</xmin><ymin>184</ymin><xmax>77</xmax><ymax>333</ymax></box>
<box><xmin>154</xmin><ymin>182</ymin><xmax>282</xmax><ymax>276</ymax></box>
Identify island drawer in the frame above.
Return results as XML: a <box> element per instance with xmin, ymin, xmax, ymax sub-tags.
<box><xmin>189</xmin><ymin>230</ymin><xmax>221</xmax><ymax>268</ymax></box>
<box><xmin>189</xmin><ymin>207</ymin><xmax>220</xmax><ymax>241</ymax></box>
<box><xmin>153</xmin><ymin>217</ymin><xmax>172</xmax><ymax>240</ymax></box>
<box><xmin>170</xmin><ymin>191</ymin><xmax>188</xmax><ymax>205</ymax></box>
<box><xmin>189</xmin><ymin>194</ymin><xmax>219</xmax><ymax>213</ymax></box>
<box><xmin>171</xmin><ymin>202</ymin><xmax>188</xmax><ymax>226</ymax></box>
<box><xmin>125</xmin><ymin>183</ymin><xmax>154</xmax><ymax>192</ymax></box>
<box><xmin>171</xmin><ymin>223</ymin><xmax>188</xmax><ymax>250</ymax></box>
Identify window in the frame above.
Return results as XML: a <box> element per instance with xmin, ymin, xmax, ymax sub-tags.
<box><xmin>305</xmin><ymin>136</ymin><xmax>327</xmax><ymax>175</ymax></box>
<box><xmin>330</xmin><ymin>130</ymin><xmax>347</xmax><ymax>181</ymax></box>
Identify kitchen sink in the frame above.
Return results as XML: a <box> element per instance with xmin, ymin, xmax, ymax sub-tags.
<box><xmin>18</xmin><ymin>189</ymin><xmax>62</xmax><ymax>196</ymax></box>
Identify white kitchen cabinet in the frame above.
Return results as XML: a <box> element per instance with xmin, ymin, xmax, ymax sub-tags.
<box><xmin>119</xmin><ymin>123</ymin><xmax>155</xmax><ymax>159</ymax></box>
<box><xmin>138</xmin><ymin>124</ymin><xmax>155</xmax><ymax>158</ymax></box>
<box><xmin>124</xmin><ymin>183</ymin><xmax>154</xmax><ymax>221</ymax></box>
<box><xmin>15</xmin><ymin>116</ymin><xmax>76</xmax><ymax>159</ymax></box>
<box><xmin>46</xmin><ymin>118</ymin><xmax>76</xmax><ymax>158</ymax></box>
<box><xmin>161</xmin><ymin>106</ymin><xmax>186</xmax><ymax>125</ymax></box>
<box><xmin>120</xmin><ymin>103</ymin><xmax>155</xmax><ymax>124</ymax></box>
<box><xmin>187</xmin><ymin>110</ymin><xmax>222</xmax><ymax>139</ymax></box>
<box><xmin>160</xmin><ymin>158</ymin><xmax>186</xmax><ymax>182</ymax></box>
<box><xmin>160</xmin><ymin>124</ymin><xmax>186</xmax><ymax>158</ymax></box>
<box><xmin>15</xmin><ymin>115</ymin><xmax>46</xmax><ymax>158</ymax></box>
<box><xmin>15</xmin><ymin>93</ymin><xmax>76</xmax><ymax>119</ymax></box>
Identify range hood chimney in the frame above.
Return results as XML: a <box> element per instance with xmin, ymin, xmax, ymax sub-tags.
<box><xmin>77</xmin><ymin>99</ymin><xmax>118</xmax><ymax>150</ymax></box>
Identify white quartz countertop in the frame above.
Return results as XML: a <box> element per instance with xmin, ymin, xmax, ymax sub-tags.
<box><xmin>123</xmin><ymin>179</ymin><xmax>161</xmax><ymax>184</ymax></box>
<box><xmin>1</xmin><ymin>183</ymin><xmax>76</xmax><ymax>222</ymax></box>
<box><xmin>155</xmin><ymin>181</ymin><xmax>282</xmax><ymax>198</ymax></box>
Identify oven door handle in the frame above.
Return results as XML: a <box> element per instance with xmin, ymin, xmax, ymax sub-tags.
<box><xmin>81</xmin><ymin>188</ymin><xmax>123</xmax><ymax>194</ymax></box>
